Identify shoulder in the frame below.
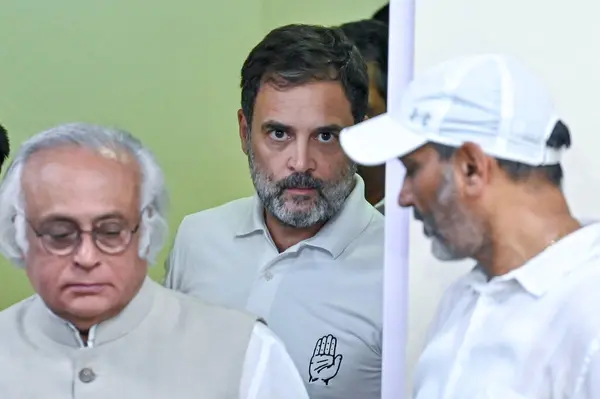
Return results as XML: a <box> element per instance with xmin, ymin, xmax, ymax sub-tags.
<box><xmin>363</xmin><ymin>207</ymin><xmax>385</xmax><ymax>236</ymax></box>
<box><xmin>177</xmin><ymin>196</ymin><xmax>254</xmax><ymax>237</ymax></box>
<box><xmin>344</xmin><ymin>204</ymin><xmax>384</xmax><ymax>252</ymax></box>
<box><xmin>157</xmin><ymin>283</ymin><xmax>259</xmax><ymax>329</ymax></box>
<box><xmin>556</xmin><ymin>260</ymin><xmax>600</xmax><ymax>340</ymax></box>
<box><xmin>0</xmin><ymin>296</ymin><xmax>36</xmax><ymax>335</ymax></box>
<box><xmin>340</xmin><ymin>207</ymin><xmax>384</xmax><ymax>271</ymax></box>
<box><xmin>427</xmin><ymin>267</ymin><xmax>477</xmax><ymax>332</ymax></box>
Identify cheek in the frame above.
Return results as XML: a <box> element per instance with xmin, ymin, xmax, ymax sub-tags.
<box><xmin>409</xmin><ymin>178</ymin><xmax>435</xmax><ymax>211</ymax></box>
<box><xmin>109</xmin><ymin>241</ymin><xmax>147</xmax><ymax>283</ymax></box>
<box><xmin>313</xmin><ymin>148</ymin><xmax>350</xmax><ymax>178</ymax></box>
<box><xmin>251</xmin><ymin>143</ymin><xmax>279</xmax><ymax>172</ymax></box>
<box><xmin>25</xmin><ymin>256</ymin><xmax>68</xmax><ymax>298</ymax></box>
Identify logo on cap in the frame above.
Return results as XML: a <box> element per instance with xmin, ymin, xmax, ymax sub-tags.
<box><xmin>410</xmin><ymin>108</ymin><xmax>431</xmax><ymax>127</ymax></box>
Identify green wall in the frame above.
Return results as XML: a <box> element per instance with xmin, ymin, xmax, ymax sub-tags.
<box><xmin>0</xmin><ymin>0</ymin><xmax>385</xmax><ymax>308</ymax></box>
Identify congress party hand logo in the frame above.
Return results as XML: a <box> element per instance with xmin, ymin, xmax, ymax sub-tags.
<box><xmin>308</xmin><ymin>334</ymin><xmax>343</xmax><ymax>386</ymax></box>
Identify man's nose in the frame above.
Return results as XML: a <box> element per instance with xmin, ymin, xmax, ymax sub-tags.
<box><xmin>73</xmin><ymin>233</ymin><xmax>101</xmax><ymax>269</ymax></box>
<box><xmin>398</xmin><ymin>180</ymin><xmax>415</xmax><ymax>208</ymax></box>
<box><xmin>288</xmin><ymin>140</ymin><xmax>316</xmax><ymax>173</ymax></box>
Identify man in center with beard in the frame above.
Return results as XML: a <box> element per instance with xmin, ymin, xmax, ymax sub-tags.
<box><xmin>164</xmin><ymin>24</ymin><xmax>384</xmax><ymax>399</ymax></box>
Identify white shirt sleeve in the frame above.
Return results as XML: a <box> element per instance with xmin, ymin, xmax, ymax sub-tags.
<box><xmin>239</xmin><ymin>322</ymin><xmax>309</xmax><ymax>399</ymax></box>
<box><xmin>162</xmin><ymin>245</ymin><xmax>179</xmax><ymax>290</ymax></box>
<box><xmin>162</xmin><ymin>218</ymin><xmax>188</xmax><ymax>291</ymax></box>
<box><xmin>576</xmin><ymin>339</ymin><xmax>600</xmax><ymax>398</ymax></box>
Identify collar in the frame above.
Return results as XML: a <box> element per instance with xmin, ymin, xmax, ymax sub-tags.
<box><xmin>25</xmin><ymin>276</ymin><xmax>156</xmax><ymax>348</ymax></box>
<box><xmin>374</xmin><ymin>198</ymin><xmax>385</xmax><ymax>214</ymax></box>
<box><xmin>464</xmin><ymin>221</ymin><xmax>600</xmax><ymax>297</ymax></box>
<box><xmin>235</xmin><ymin>175</ymin><xmax>376</xmax><ymax>258</ymax></box>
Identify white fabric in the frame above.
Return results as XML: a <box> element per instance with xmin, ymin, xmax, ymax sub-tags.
<box><xmin>0</xmin><ymin>277</ymin><xmax>309</xmax><ymax>399</ymax></box>
<box><xmin>165</xmin><ymin>175</ymin><xmax>384</xmax><ymax>399</ymax></box>
<box><xmin>242</xmin><ymin>323</ymin><xmax>310</xmax><ymax>399</ymax></box>
<box><xmin>413</xmin><ymin>222</ymin><xmax>600</xmax><ymax>398</ymax></box>
<box><xmin>340</xmin><ymin>53</ymin><xmax>563</xmax><ymax>167</ymax></box>
<box><xmin>43</xmin><ymin>319</ymin><xmax>309</xmax><ymax>399</ymax></box>
<box><xmin>46</xmin><ymin>313</ymin><xmax>309</xmax><ymax>399</ymax></box>
<box><xmin>374</xmin><ymin>197</ymin><xmax>385</xmax><ymax>214</ymax></box>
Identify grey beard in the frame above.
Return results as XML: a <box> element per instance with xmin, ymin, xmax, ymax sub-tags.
<box><xmin>246</xmin><ymin>145</ymin><xmax>356</xmax><ymax>228</ymax></box>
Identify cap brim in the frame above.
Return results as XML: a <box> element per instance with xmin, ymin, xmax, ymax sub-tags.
<box><xmin>340</xmin><ymin>113</ymin><xmax>427</xmax><ymax>166</ymax></box>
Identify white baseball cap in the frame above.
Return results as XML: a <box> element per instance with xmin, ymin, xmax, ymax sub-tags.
<box><xmin>340</xmin><ymin>54</ymin><xmax>564</xmax><ymax>166</ymax></box>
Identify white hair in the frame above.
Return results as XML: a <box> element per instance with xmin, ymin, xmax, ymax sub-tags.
<box><xmin>0</xmin><ymin>122</ymin><xmax>169</xmax><ymax>267</ymax></box>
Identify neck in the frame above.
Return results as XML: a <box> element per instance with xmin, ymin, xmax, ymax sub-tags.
<box><xmin>78</xmin><ymin>329</ymin><xmax>90</xmax><ymax>344</ymax></box>
<box><xmin>264</xmin><ymin>211</ymin><xmax>324</xmax><ymax>252</ymax></box>
<box><xmin>475</xmin><ymin>190</ymin><xmax>580</xmax><ymax>278</ymax></box>
<box><xmin>54</xmin><ymin>277</ymin><xmax>146</xmax><ymax>338</ymax></box>
<box><xmin>59</xmin><ymin>312</ymin><xmax>114</xmax><ymax>334</ymax></box>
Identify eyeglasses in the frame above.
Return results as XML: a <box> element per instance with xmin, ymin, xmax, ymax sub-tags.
<box><xmin>27</xmin><ymin>217</ymin><xmax>141</xmax><ymax>256</ymax></box>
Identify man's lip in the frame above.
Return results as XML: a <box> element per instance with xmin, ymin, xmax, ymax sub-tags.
<box><xmin>285</xmin><ymin>188</ymin><xmax>316</xmax><ymax>194</ymax></box>
<box><xmin>63</xmin><ymin>283</ymin><xmax>108</xmax><ymax>293</ymax></box>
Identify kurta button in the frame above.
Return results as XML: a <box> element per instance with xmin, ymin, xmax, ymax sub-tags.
<box><xmin>264</xmin><ymin>271</ymin><xmax>273</xmax><ymax>281</ymax></box>
<box><xmin>79</xmin><ymin>368</ymin><xmax>96</xmax><ymax>383</ymax></box>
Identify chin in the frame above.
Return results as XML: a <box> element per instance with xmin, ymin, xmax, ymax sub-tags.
<box><xmin>431</xmin><ymin>238</ymin><xmax>461</xmax><ymax>261</ymax></box>
<box><xmin>284</xmin><ymin>200</ymin><xmax>316</xmax><ymax>212</ymax></box>
<box><xmin>66</xmin><ymin>296</ymin><xmax>113</xmax><ymax>320</ymax></box>
<box><xmin>285</xmin><ymin>194</ymin><xmax>317</xmax><ymax>204</ymax></box>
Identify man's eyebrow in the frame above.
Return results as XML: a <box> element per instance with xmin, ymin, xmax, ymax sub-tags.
<box><xmin>93</xmin><ymin>212</ymin><xmax>128</xmax><ymax>222</ymax></box>
<box><xmin>261</xmin><ymin>120</ymin><xmax>292</xmax><ymax>132</ymax></box>
<box><xmin>38</xmin><ymin>212</ymin><xmax>127</xmax><ymax>224</ymax></box>
<box><xmin>314</xmin><ymin>124</ymin><xmax>345</xmax><ymax>134</ymax></box>
<box><xmin>400</xmin><ymin>157</ymin><xmax>418</xmax><ymax>168</ymax></box>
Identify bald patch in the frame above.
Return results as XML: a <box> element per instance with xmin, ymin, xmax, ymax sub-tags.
<box><xmin>22</xmin><ymin>145</ymin><xmax>141</xmax><ymax>222</ymax></box>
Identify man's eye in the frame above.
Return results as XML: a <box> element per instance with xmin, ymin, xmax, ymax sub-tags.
<box><xmin>316</xmin><ymin>132</ymin><xmax>336</xmax><ymax>143</ymax></box>
<box><xmin>47</xmin><ymin>231</ymin><xmax>76</xmax><ymax>240</ymax></box>
<box><xmin>98</xmin><ymin>230</ymin><xmax>122</xmax><ymax>237</ymax></box>
<box><xmin>404</xmin><ymin>166</ymin><xmax>418</xmax><ymax>178</ymax></box>
<box><xmin>96</xmin><ymin>224</ymin><xmax>125</xmax><ymax>236</ymax></box>
<box><xmin>42</xmin><ymin>225</ymin><xmax>76</xmax><ymax>239</ymax></box>
<box><xmin>269</xmin><ymin>130</ymin><xmax>288</xmax><ymax>141</ymax></box>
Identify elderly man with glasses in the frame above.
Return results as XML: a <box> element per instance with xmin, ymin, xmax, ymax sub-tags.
<box><xmin>0</xmin><ymin>123</ymin><xmax>308</xmax><ymax>399</ymax></box>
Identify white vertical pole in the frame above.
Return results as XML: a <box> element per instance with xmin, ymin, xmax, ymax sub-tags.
<box><xmin>381</xmin><ymin>0</ymin><xmax>415</xmax><ymax>398</ymax></box>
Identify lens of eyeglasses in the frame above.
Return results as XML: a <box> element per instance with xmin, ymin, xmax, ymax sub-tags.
<box><xmin>94</xmin><ymin>221</ymin><xmax>133</xmax><ymax>254</ymax></box>
<box><xmin>39</xmin><ymin>219</ymin><xmax>133</xmax><ymax>255</ymax></box>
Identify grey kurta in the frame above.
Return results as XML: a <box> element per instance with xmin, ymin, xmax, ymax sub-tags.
<box><xmin>0</xmin><ymin>277</ymin><xmax>258</xmax><ymax>398</ymax></box>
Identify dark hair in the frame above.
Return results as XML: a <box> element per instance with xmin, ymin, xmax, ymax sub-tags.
<box><xmin>340</xmin><ymin>19</ymin><xmax>389</xmax><ymax>101</ymax></box>
<box><xmin>372</xmin><ymin>3</ymin><xmax>389</xmax><ymax>25</ymax></box>
<box><xmin>0</xmin><ymin>124</ymin><xmax>10</xmax><ymax>171</ymax></box>
<box><xmin>240</xmin><ymin>24</ymin><xmax>369</xmax><ymax>125</ymax></box>
<box><xmin>431</xmin><ymin>120</ymin><xmax>572</xmax><ymax>187</ymax></box>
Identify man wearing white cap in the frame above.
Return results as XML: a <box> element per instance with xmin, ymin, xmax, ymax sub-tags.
<box><xmin>340</xmin><ymin>54</ymin><xmax>600</xmax><ymax>397</ymax></box>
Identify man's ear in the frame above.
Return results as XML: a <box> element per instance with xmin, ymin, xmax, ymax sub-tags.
<box><xmin>237</xmin><ymin>109</ymin><xmax>250</xmax><ymax>155</ymax></box>
<box><xmin>453</xmin><ymin>141</ymin><xmax>491</xmax><ymax>197</ymax></box>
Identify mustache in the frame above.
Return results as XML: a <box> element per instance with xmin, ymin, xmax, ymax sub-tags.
<box><xmin>413</xmin><ymin>208</ymin><xmax>424</xmax><ymax>222</ymax></box>
<box><xmin>413</xmin><ymin>207</ymin><xmax>436</xmax><ymax>237</ymax></box>
<box><xmin>276</xmin><ymin>173</ymin><xmax>323</xmax><ymax>192</ymax></box>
